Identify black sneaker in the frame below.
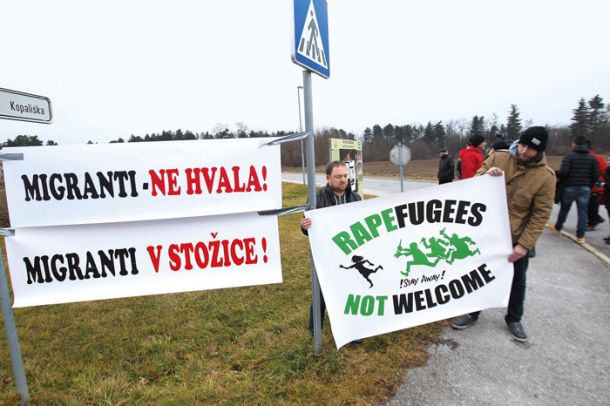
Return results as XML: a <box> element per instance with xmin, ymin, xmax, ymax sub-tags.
<box><xmin>451</xmin><ymin>314</ymin><xmax>477</xmax><ymax>330</ymax></box>
<box><xmin>507</xmin><ymin>322</ymin><xmax>528</xmax><ymax>342</ymax></box>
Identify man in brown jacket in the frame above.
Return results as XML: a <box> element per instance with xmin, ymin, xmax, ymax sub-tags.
<box><xmin>451</xmin><ymin>126</ymin><xmax>556</xmax><ymax>342</ymax></box>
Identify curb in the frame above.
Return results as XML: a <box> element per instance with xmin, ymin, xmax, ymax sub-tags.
<box><xmin>547</xmin><ymin>224</ymin><xmax>610</xmax><ymax>266</ymax></box>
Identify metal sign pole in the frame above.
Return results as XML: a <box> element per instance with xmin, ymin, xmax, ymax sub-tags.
<box><xmin>303</xmin><ymin>70</ymin><xmax>322</xmax><ymax>353</ymax></box>
<box><xmin>0</xmin><ymin>84</ymin><xmax>53</xmax><ymax>406</ymax></box>
<box><xmin>297</xmin><ymin>86</ymin><xmax>306</xmax><ymax>185</ymax></box>
<box><xmin>399</xmin><ymin>142</ymin><xmax>404</xmax><ymax>192</ymax></box>
<box><xmin>0</xmin><ymin>242</ymin><xmax>30</xmax><ymax>405</ymax></box>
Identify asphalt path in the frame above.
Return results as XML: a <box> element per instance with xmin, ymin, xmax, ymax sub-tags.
<box><xmin>283</xmin><ymin>172</ymin><xmax>610</xmax><ymax>406</ymax></box>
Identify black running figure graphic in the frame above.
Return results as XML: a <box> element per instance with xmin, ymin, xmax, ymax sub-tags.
<box><xmin>340</xmin><ymin>255</ymin><xmax>383</xmax><ymax>288</ymax></box>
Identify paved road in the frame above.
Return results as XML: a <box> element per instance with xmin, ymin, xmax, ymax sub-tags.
<box><xmin>283</xmin><ymin>172</ymin><xmax>610</xmax><ymax>405</ymax></box>
<box><xmin>281</xmin><ymin>172</ymin><xmax>437</xmax><ymax>197</ymax></box>
<box><xmin>282</xmin><ymin>172</ymin><xmax>610</xmax><ymax>261</ymax></box>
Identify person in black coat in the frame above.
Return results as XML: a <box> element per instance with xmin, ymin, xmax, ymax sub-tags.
<box><xmin>549</xmin><ymin>135</ymin><xmax>599</xmax><ymax>243</ymax></box>
<box><xmin>300</xmin><ymin>161</ymin><xmax>362</xmax><ymax>336</ymax></box>
<box><xmin>437</xmin><ymin>149</ymin><xmax>454</xmax><ymax>184</ymax></box>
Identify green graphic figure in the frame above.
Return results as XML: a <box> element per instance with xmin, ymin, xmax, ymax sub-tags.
<box><xmin>420</xmin><ymin>236</ymin><xmax>450</xmax><ymax>261</ymax></box>
<box><xmin>394</xmin><ymin>240</ymin><xmax>440</xmax><ymax>277</ymax></box>
<box><xmin>440</xmin><ymin>228</ymin><xmax>480</xmax><ymax>264</ymax></box>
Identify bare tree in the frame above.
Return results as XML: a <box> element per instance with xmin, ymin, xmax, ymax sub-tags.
<box><xmin>212</xmin><ymin>123</ymin><xmax>230</xmax><ymax>138</ymax></box>
<box><xmin>235</xmin><ymin>121</ymin><xmax>249</xmax><ymax>138</ymax></box>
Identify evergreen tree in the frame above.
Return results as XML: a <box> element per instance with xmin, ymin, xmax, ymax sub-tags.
<box><xmin>487</xmin><ymin>113</ymin><xmax>499</xmax><ymax>138</ymax></box>
<box><xmin>588</xmin><ymin>95</ymin><xmax>607</xmax><ymax>136</ymax></box>
<box><xmin>506</xmin><ymin>105</ymin><xmax>522</xmax><ymax>139</ymax></box>
<box><xmin>4</xmin><ymin>135</ymin><xmax>44</xmax><ymax>146</ymax></box>
<box><xmin>423</xmin><ymin>121</ymin><xmax>435</xmax><ymax>144</ymax></box>
<box><xmin>363</xmin><ymin>127</ymin><xmax>373</xmax><ymax>143</ymax></box>
<box><xmin>128</xmin><ymin>135</ymin><xmax>144</xmax><ymax>142</ymax></box>
<box><xmin>404</xmin><ymin>125</ymin><xmax>414</xmax><ymax>144</ymax></box>
<box><xmin>383</xmin><ymin>123</ymin><xmax>395</xmax><ymax>139</ymax></box>
<box><xmin>434</xmin><ymin>121</ymin><xmax>447</xmax><ymax>147</ymax></box>
<box><xmin>394</xmin><ymin>125</ymin><xmax>406</xmax><ymax>144</ymax></box>
<box><xmin>372</xmin><ymin>124</ymin><xmax>383</xmax><ymax>140</ymax></box>
<box><xmin>469</xmin><ymin>116</ymin><xmax>485</xmax><ymax>138</ymax></box>
<box><xmin>570</xmin><ymin>98</ymin><xmax>590</xmax><ymax>138</ymax></box>
<box><xmin>488</xmin><ymin>124</ymin><xmax>499</xmax><ymax>138</ymax></box>
<box><xmin>184</xmin><ymin>130</ymin><xmax>197</xmax><ymax>140</ymax></box>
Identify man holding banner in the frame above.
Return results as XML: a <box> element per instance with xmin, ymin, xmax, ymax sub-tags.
<box><xmin>301</xmin><ymin>161</ymin><xmax>362</xmax><ymax>335</ymax></box>
<box><xmin>451</xmin><ymin>127</ymin><xmax>556</xmax><ymax>342</ymax></box>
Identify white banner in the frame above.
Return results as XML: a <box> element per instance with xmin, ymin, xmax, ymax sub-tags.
<box><xmin>5</xmin><ymin>212</ymin><xmax>281</xmax><ymax>307</ymax></box>
<box><xmin>2</xmin><ymin>138</ymin><xmax>281</xmax><ymax>227</ymax></box>
<box><xmin>306</xmin><ymin>175</ymin><xmax>514</xmax><ymax>348</ymax></box>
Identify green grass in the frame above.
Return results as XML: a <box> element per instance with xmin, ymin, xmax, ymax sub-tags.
<box><xmin>0</xmin><ymin>183</ymin><xmax>443</xmax><ymax>405</ymax></box>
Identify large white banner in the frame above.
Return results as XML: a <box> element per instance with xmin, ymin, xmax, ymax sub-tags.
<box><xmin>306</xmin><ymin>175</ymin><xmax>514</xmax><ymax>348</ymax></box>
<box><xmin>5</xmin><ymin>212</ymin><xmax>281</xmax><ymax>307</ymax></box>
<box><xmin>2</xmin><ymin>138</ymin><xmax>281</xmax><ymax>227</ymax></box>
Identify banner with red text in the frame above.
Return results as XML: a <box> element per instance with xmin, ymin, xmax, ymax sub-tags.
<box><xmin>306</xmin><ymin>175</ymin><xmax>513</xmax><ymax>348</ymax></box>
<box><xmin>2</xmin><ymin>138</ymin><xmax>281</xmax><ymax>227</ymax></box>
<box><xmin>5</xmin><ymin>212</ymin><xmax>280</xmax><ymax>307</ymax></box>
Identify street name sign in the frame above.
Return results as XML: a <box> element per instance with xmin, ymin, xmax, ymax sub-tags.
<box><xmin>292</xmin><ymin>0</ymin><xmax>330</xmax><ymax>78</ymax></box>
<box><xmin>0</xmin><ymin>88</ymin><xmax>52</xmax><ymax>123</ymax></box>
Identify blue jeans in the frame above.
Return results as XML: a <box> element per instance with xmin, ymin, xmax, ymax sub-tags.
<box><xmin>556</xmin><ymin>186</ymin><xmax>591</xmax><ymax>238</ymax></box>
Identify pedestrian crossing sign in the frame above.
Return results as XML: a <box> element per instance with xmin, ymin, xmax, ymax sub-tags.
<box><xmin>292</xmin><ymin>0</ymin><xmax>330</xmax><ymax>78</ymax></box>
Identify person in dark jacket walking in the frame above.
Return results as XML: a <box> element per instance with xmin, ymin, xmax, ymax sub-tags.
<box><xmin>437</xmin><ymin>149</ymin><xmax>454</xmax><ymax>184</ymax></box>
<box><xmin>301</xmin><ymin>161</ymin><xmax>362</xmax><ymax>335</ymax></box>
<box><xmin>548</xmin><ymin>135</ymin><xmax>600</xmax><ymax>244</ymax></box>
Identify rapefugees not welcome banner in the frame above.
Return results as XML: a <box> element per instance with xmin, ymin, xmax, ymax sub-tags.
<box><xmin>306</xmin><ymin>175</ymin><xmax>513</xmax><ymax>348</ymax></box>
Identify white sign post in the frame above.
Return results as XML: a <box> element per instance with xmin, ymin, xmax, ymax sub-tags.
<box><xmin>0</xmin><ymin>87</ymin><xmax>50</xmax><ymax>404</ymax></box>
<box><xmin>390</xmin><ymin>143</ymin><xmax>411</xmax><ymax>192</ymax></box>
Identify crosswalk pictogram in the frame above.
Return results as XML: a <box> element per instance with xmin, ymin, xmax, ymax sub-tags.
<box><xmin>296</xmin><ymin>0</ymin><xmax>328</xmax><ymax>69</ymax></box>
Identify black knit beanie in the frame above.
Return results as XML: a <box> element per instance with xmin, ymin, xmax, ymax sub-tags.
<box><xmin>519</xmin><ymin>127</ymin><xmax>548</xmax><ymax>152</ymax></box>
<box><xmin>468</xmin><ymin>134</ymin><xmax>485</xmax><ymax>147</ymax></box>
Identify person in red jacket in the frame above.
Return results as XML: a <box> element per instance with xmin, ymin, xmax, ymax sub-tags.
<box><xmin>458</xmin><ymin>135</ymin><xmax>487</xmax><ymax>179</ymax></box>
<box><xmin>587</xmin><ymin>141</ymin><xmax>608</xmax><ymax>230</ymax></box>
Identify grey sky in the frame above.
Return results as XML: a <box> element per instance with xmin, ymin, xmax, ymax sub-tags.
<box><xmin>2</xmin><ymin>0</ymin><xmax>609</xmax><ymax>145</ymax></box>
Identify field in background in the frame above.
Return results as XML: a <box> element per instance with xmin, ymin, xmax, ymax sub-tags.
<box><xmin>0</xmin><ymin>183</ymin><xmax>442</xmax><ymax>404</ymax></box>
<box><xmin>284</xmin><ymin>156</ymin><xmax>564</xmax><ymax>182</ymax></box>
